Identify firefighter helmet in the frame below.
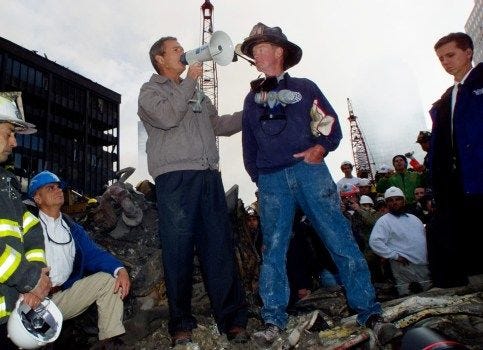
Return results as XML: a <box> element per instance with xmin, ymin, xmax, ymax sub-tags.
<box><xmin>0</xmin><ymin>92</ymin><xmax>37</xmax><ymax>134</ymax></box>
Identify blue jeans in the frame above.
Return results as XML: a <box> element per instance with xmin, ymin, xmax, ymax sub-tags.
<box><xmin>258</xmin><ymin>160</ymin><xmax>381</xmax><ymax>328</ymax></box>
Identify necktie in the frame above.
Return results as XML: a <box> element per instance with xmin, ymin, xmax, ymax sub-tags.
<box><xmin>451</xmin><ymin>83</ymin><xmax>462</xmax><ymax>171</ymax></box>
<box><xmin>456</xmin><ymin>83</ymin><xmax>462</xmax><ymax>100</ymax></box>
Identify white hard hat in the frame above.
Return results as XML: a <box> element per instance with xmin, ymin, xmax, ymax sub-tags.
<box><xmin>340</xmin><ymin>160</ymin><xmax>353</xmax><ymax>167</ymax></box>
<box><xmin>245</xmin><ymin>205</ymin><xmax>258</xmax><ymax>216</ymax></box>
<box><xmin>0</xmin><ymin>92</ymin><xmax>37</xmax><ymax>134</ymax></box>
<box><xmin>384</xmin><ymin>186</ymin><xmax>405</xmax><ymax>199</ymax></box>
<box><xmin>360</xmin><ymin>195</ymin><xmax>374</xmax><ymax>205</ymax></box>
<box><xmin>378</xmin><ymin>164</ymin><xmax>390</xmax><ymax>174</ymax></box>
<box><xmin>358</xmin><ymin>178</ymin><xmax>371</xmax><ymax>187</ymax></box>
<box><xmin>8</xmin><ymin>298</ymin><xmax>63</xmax><ymax>349</ymax></box>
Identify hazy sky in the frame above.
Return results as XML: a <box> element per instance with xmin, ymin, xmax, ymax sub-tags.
<box><xmin>1</xmin><ymin>0</ymin><xmax>474</xmax><ymax>205</ymax></box>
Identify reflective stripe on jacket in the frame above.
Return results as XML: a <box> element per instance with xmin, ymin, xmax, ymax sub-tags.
<box><xmin>0</xmin><ymin>167</ymin><xmax>47</xmax><ymax>324</ymax></box>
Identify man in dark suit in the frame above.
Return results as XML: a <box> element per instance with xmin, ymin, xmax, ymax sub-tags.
<box><xmin>428</xmin><ymin>32</ymin><xmax>483</xmax><ymax>287</ymax></box>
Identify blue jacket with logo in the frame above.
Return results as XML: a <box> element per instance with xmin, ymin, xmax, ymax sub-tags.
<box><xmin>242</xmin><ymin>73</ymin><xmax>342</xmax><ymax>183</ymax></box>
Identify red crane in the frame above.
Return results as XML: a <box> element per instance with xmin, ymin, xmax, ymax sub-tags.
<box><xmin>347</xmin><ymin>98</ymin><xmax>374</xmax><ymax>181</ymax></box>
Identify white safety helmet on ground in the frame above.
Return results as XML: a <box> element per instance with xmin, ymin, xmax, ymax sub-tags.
<box><xmin>8</xmin><ymin>298</ymin><xmax>63</xmax><ymax>349</ymax></box>
<box><xmin>359</xmin><ymin>195</ymin><xmax>374</xmax><ymax>205</ymax></box>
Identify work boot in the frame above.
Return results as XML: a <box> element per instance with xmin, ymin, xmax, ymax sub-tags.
<box><xmin>365</xmin><ymin>314</ymin><xmax>402</xmax><ymax>345</ymax></box>
<box><xmin>252</xmin><ymin>323</ymin><xmax>282</xmax><ymax>347</ymax></box>
<box><xmin>171</xmin><ymin>330</ymin><xmax>192</xmax><ymax>347</ymax></box>
<box><xmin>89</xmin><ymin>336</ymin><xmax>134</xmax><ymax>350</ymax></box>
<box><xmin>226</xmin><ymin>326</ymin><xmax>249</xmax><ymax>343</ymax></box>
<box><xmin>408</xmin><ymin>281</ymin><xmax>423</xmax><ymax>294</ymax></box>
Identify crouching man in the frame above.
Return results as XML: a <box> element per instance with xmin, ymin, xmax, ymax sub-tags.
<box><xmin>28</xmin><ymin>170</ymin><xmax>131</xmax><ymax>349</ymax></box>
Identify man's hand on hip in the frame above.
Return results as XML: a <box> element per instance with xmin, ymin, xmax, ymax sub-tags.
<box><xmin>293</xmin><ymin>144</ymin><xmax>326</xmax><ymax>164</ymax></box>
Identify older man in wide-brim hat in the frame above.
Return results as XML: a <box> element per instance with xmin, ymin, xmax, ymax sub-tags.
<box><xmin>240</xmin><ymin>22</ymin><xmax>302</xmax><ymax>70</ymax></box>
<box><xmin>240</xmin><ymin>23</ymin><xmax>400</xmax><ymax>347</ymax></box>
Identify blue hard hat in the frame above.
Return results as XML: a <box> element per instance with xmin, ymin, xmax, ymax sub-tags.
<box><xmin>28</xmin><ymin>170</ymin><xmax>61</xmax><ymax>199</ymax></box>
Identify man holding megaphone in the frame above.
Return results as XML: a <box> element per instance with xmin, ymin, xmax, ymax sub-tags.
<box><xmin>137</xmin><ymin>36</ymin><xmax>248</xmax><ymax>346</ymax></box>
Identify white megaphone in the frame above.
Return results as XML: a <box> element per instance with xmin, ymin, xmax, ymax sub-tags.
<box><xmin>180</xmin><ymin>31</ymin><xmax>234</xmax><ymax>66</ymax></box>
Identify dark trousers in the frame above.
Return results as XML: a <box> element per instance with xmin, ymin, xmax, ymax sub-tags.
<box><xmin>428</xmin><ymin>183</ymin><xmax>483</xmax><ymax>287</ymax></box>
<box><xmin>0</xmin><ymin>322</ymin><xmax>18</xmax><ymax>349</ymax></box>
<box><xmin>155</xmin><ymin>170</ymin><xmax>247</xmax><ymax>335</ymax></box>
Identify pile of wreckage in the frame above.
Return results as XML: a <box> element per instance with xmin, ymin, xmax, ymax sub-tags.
<box><xmin>52</xmin><ymin>168</ymin><xmax>482</xmax><ymax>349</ymax></box>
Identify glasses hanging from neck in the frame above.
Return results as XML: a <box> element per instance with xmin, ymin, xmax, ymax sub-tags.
<box><xmin>39</xmin><ymin>216</ymin><xmax>73</xmax><ymax>245</ymax></box>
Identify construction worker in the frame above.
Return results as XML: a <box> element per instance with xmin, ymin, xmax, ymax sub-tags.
<box><xmin>0</xmin><ymin>92</ymin><xmax>51</xmax><ymax>349</ymax></box>
<box><xmin>416</xmin><ymin>131</ymin><xmax>431</xmax><ymax>171</ymax></box>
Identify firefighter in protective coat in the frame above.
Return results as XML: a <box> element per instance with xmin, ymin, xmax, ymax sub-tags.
<box><xmin>0</xmin><ymin>92</ymin><xmax>51</xmax><ymax>349</ymax></box>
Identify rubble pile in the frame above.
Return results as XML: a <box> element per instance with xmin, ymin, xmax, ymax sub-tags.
<box><xmin>51</xmin><ymin>175</ymin><xmax>483</xmax><ymax>349</ymax></box>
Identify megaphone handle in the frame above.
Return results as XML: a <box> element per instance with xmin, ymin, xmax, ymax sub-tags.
<box><xmin>188</xmin><ymin>83</ymin><xmax>203</xmax><ymax>113</ymax></box>
<box><xmin>185</xmin><ymin>62</ymin><xmax>204</xmax><ymax>83</ymax></box>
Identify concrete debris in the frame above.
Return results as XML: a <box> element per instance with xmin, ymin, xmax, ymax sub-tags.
<box><xmin>52</xmin><ymin>182</ymin><xmax>483</xmax><ymax>350</ymax></box>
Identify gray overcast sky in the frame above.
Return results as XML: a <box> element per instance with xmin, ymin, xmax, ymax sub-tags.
<box><xmin>0</xmin><ymin>0</ymin><xmax>474</xmax><ymax>205</ymax></box>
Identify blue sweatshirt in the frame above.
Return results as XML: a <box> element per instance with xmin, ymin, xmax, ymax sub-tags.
<box><xmin>242</xmin><ymin>73</ymin><xmax>342</xmax><ymax>183</ymax></box>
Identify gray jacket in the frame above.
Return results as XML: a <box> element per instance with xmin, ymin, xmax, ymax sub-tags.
<box><xmin>138</xmin><ymin>74</ymin><xmax>242</xmax><ymax>179</ymax></box>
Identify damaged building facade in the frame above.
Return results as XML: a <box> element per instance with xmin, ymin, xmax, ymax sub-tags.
<box><xmin>0</xmin><ymin>36</ymin><xmax>120</xmax><ymax>196</ymax></box>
